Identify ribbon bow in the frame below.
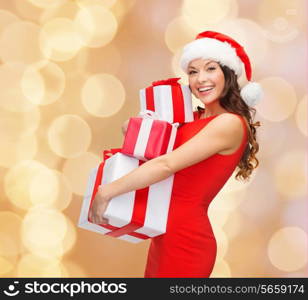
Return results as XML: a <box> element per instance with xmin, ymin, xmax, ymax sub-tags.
<box><xmin>138</xmin><ymin>109</ymin><xmax>162</xmax><ymax>120</ymax></box>
<box><xmin>151</xmin><ymin>77</ymin><xmax>181</xmax><ymax>87</ymax></box>
<box><xmin>138</xmin><ymin>110</ymin><xmax>180</xmax><ymax>128</ymax></box>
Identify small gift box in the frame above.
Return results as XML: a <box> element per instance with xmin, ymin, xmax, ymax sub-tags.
<box><xmin>78</xmin><ymin>150</ymin><xmax>174</xmax><ymax>243</ymax></box>
<box><xmin>139</xmin><ymin>77</ymin><xmax>193</xmax><ymax>124</ymax></box>
<box><xmin>121</xmin><ymin>110</ymin><xmax>178</xmax><ymax>161</ymax></box>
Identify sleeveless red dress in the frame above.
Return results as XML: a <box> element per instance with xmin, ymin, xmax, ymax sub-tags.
<box><xmin>144</xmin><ymin>111</ymin><xmax>248</xmax><ymax>277</ymax></box>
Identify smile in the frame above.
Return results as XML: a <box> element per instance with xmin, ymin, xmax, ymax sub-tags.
<box><xmin>198</xmin><ymin>87</ymin><xmax>214</xmax><ymax>94</ymax></box>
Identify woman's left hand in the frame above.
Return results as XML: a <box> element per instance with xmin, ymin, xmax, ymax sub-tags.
<box><xmin>89</xmin><ymin>185</ymin><xmax>111</xmax><ymax>225</ymax></box>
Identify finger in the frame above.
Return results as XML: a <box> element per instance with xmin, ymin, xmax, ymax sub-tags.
<box><xmin>100</xmin><ymin>218</ymin><xmax>109</xmax><ymax>225</ymax></box>
<box><xmin>88</xmin><ymin>208</ymin><xmax>93</xmax><ymax>222</ymax></box>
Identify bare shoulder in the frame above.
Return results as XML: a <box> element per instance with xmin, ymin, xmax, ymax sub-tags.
<box><xmin>162</xmin><ymin>113</ymin><xmax>246</xmax><ymax>172</ymax></box>
<box><xmin>206</xmin><ymin>113</ymin><xmax>244</xmax><ymax>134</ymax></box>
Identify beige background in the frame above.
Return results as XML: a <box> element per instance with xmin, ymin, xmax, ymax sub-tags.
<box><xmin>0</xmin><ymin>0</ymin><xmax>307</xmax><ymax>277</ymax></box>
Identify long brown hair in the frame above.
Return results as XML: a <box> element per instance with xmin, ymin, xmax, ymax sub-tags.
<box><xmin>197</xmin><ymin>64</ymin><xmax>260</xmax><ymax>181</ymax></box>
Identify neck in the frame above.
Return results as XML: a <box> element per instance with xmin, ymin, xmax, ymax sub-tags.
<box><xmin>200</xmin><ymin>101</ymin><xmax>228</xmax><ymax>118</ymax></box>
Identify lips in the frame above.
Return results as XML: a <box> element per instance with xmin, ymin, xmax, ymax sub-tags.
<box><xmin>198</xmin><ymin>86</ymin><xmax>214</xmax><ymax>92</ymax></box>
<box><xmin>198</xmin><ymin>87</ymin><xmax>214</xmax><ymax>95</ymax></box>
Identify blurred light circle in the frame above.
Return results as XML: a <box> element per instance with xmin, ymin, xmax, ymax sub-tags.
<box><xmin>257</xmin><ymin>0</ymin><xmax>305</xmax><ymax>43</ymax></box>
<box><xmin>61</xmin><ymin>260</ymin><xmax>87</xmax><ymax>277</ymax></box>
<box><xmin>210</xmin><ymin>259</ymin><xmax>231</xmax><ymax>277</ymax></box>
<box><xmin>29</xmin><ymin>169</ymin><xmax>72</xmax><ymax>211</ymax></box>
<box><xmin>60</xmin><ymin>217</ymin><xmax>77</xmax><ymax>257</ymax></box>
<box><xmin>29</xmin><ymin>168</ymin><xmax>59</xmax><ymax>207</ymax></box>
<box><xmin>21</xmin><ymin>60</ymin><xmax>65</xmax><ymax>106</ymax></box>
<box><xmin>0</xmin><ymin>135</ymin><xmax>37</xmax><ymax>168</ymax></box>
<box><xmin>39</xmin><ymin>0</ymin><xmax>80</xmax><ymax>24</ymax></box>
<box><xmin>110</xmin><ymin>0</ymin><xmax>136</xmax><ymax>26</ymax></box>
<box><xmin>0</xmin><ymin>9</ymin><xmax>19</xmax><ymax>35</ymax></box>
<box><xmin>62</xmin><ymin>152</ymin><xmax>100</xmax><ymax>195</ymax></box>
<box><xmin>0</xmin><ymin>21</ymin><xmax>44</xmax><ymax>64</ymax></box>
<box><xmin>182</xmin><ymin>0</ymin><xmax>238</xmax><ymax>29</ymax></box>
<box><xmin>81</xmin><ymin>73</ymin><xmax>125</xmax><ymax>117</ymax></box>
<box><xmin>295</xmin><ymin>94</ymin><xmax>307</xmax><ymax>136</ymax></box>
<box><xmin>21</xmin><ymin>209</ymin><xmax>76</xmax><ymax>258</ymax></box>
<box><xmin>13</xmin><ymin>0</ymin><xmax>46</xmax><ymax>23</ymax></box>
<box><xmin>74</xmin><ymin>4</ymin><xmax>118</xmax><ymax>48</ymax></box>
<box><xmin>26</xmin><ymin>0</ymin><xmax>66</xmax><ymax>8</ymax></box>
<box><xmin>17</xmin><ymin>254</ymin><xmax>64</xmax><ymax>277</ymax></box>
<box><xmin>0</xmin><ymin>257</ymin><xmax>14</xmax><ymax>275</ymax></box>
<box><xmin>77</xmin><ymin>0</ymin><xmax>118</xmax><ymax>8</ymax></box>
<box><xmin>22</xmin><ymin>207</ymin><xmax>68</xmax><ymax>255</ymax></box>
<box><xmin>257</xmin><ymin>77</ymin><xmax>297</xmax><ymax>122</ymax></box>
<box><xmin>0</xmin><ymin>63</ymin><xmax>36</xmax><ymax>112</ymax></box>
<box><xmin>274</xmin><ymin>149</ymin><xmax>307</xmax><ymax>198</ymax></box>
<box><xmin>47</xmin><ymin>114</ymin><xmax>92</xmax><ymax>158</ymax></box>
<box><xmin>164</xmin><ymin>16</ymin><xmax>196</xmax><ymax>54</ymax></box>
<box><xmin>41</xmin><ymin>262</ymin><xmax>67</xmax><ymax>277</ymax></box>
<box><xmin>39</xmin><ymin>18</ymin><xmax>83</xmax><ymax>61</ymax></box>
<box><xmin>58</xmin><ymin>47</ymin><xmax>89</xmax><ymax>76</ymax></box>
<box><xmin>0</xmin><ymin>107</ymin><xmax>40</xmax><ymax>141</ymax></box>
<box><xmin>4</xmin><ymin>160</ymin><xmax>50</xmax><ymax>210</ymax></box>
<box><xmin>268</xmin><ymin>227</ymin><xmax>308</xmax><ymax>272</ymax></box>
<box><xmin>0</xmin><ymin>212</ymin><xmax>23</xmax><ymax>257</ymax></box>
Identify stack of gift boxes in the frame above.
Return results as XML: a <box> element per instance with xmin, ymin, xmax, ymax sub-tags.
<box><xmin>78</xmin><ymin>78</ymin><xmax>194</xmax><ymax>243</ymax></box>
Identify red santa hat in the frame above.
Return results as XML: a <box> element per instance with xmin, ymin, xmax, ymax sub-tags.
<box><xmin>180</xmin><ymin>31</ymin><xmax>263</xmax><ymax>106</ymax></box>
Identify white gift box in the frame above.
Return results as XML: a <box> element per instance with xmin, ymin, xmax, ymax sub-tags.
<box><xmin>78</xmin><ymin>152</ymin><xmax>174</xmax><ymax>243</ymax></box>
<box><xmin>139</xmin><ymin>78</ymin><xmax>194</xmax><ymax>124</ymax></box>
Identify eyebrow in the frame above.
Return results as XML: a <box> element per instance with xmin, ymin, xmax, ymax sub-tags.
<box><xmin>188</xmin><ymin>60</ymin><xmax>215</xmax><ymax>69</ymax></box>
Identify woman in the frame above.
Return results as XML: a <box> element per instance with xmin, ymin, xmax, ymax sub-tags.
<box><xmin>89</xmin><ymin>31</ymin><xmax>262</xmax><ymax>277</ymax></box>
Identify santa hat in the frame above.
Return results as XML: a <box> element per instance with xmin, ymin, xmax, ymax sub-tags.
<box><xmin>180</xmin><ymin>31</ymin><xmax>263</xmax><ymax>106</ymax></box>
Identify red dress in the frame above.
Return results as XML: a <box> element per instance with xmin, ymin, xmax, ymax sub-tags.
<box><xmin>144</xmin><ymin>111</ymin><xmax>248</xmax><ymax>277</ymax></box>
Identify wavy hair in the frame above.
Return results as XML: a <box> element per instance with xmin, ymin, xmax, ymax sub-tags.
<box><xmin>197</xmin><ymin>64</ymin><xmax>261</xmax><ymax>181</ymax></box>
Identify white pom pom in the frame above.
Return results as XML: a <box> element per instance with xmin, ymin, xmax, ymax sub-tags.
<box><xmin>240</xmin><ymin>82</ymin><xmax>263</xmax><ymax>107</ymax></box>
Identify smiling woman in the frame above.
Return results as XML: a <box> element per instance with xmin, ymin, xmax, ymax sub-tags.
<box><xmin>188</xmin><ymin>59</ymin><xmax>226</xmax><ymax>115</ymax></box>
<box><xmin>90</xmin><ymin>31</ymin><xmax>263</xmax><ymax>278</ymax></box>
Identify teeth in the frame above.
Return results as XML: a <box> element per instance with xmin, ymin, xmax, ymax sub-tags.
<box><xmin>199</xmin><ymin>87</ymin><xmax>213</xmax><ymax>92</ymax></box>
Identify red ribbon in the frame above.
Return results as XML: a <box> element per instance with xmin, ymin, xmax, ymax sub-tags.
<box><xmin>88</xmin><ymin>149</ymin><xmax>150</xmax><ymax>241</ymax></box>
<box><xmin>103</xmin><ymin>148</ymin><xmax>122</xmax><ymax>161</ymax></box>
<box><xmin>145</xmin><ymin>78</ymin><xmax>185</xmax><ymax>123</ymax></box>
<box><xmin>151</xmin><ymin>77</ymin><xmax>181</xmax><ymax>86</ymax></box>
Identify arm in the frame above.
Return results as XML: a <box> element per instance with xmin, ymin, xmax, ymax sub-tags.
<box><xmin>90</xmin><ymin>113</ymin><xmax>243</xmax><ymax>224</ymax></box>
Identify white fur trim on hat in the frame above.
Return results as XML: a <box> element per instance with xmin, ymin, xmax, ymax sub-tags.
<box><xmin>180</xmin><ymin>38</ymin><xmax>243</xmax><ymax>76</ymax></box>
<box><xmin>240</xmin><ymin>82</ymin><xmax>263</xmax><ymax>107</ymax></box>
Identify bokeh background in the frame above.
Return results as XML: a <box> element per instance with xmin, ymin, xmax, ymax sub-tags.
<box><xmin>0</xmin><ymin>0</ymin><xmax>307</xmax><ymax>278</ymax></box>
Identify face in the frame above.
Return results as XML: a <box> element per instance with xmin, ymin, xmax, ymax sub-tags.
<box><xmin>188</xmin><ymin>58</ymin><xmax>225</xmax><ymax>105</ymax></box>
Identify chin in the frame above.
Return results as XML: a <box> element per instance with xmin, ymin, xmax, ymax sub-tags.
<box><xmin>199</xmin><ymin>96</ymin><xmax>217</xmax><ymax>104</ymax></box>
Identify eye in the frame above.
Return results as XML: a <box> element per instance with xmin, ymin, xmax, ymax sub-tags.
<box><xmin>188</xmin><ymin>70</ymin><xmax>196</xmax><ymax>75</ymax></box>
<box><xmin>207</xmin><ymin>67</ymin><xmax>216</xmax><ymax>71</ymax></box>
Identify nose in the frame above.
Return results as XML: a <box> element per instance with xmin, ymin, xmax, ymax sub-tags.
<box><xmin>196</xmin><ymin>70</ymin><xmax>208</xmax><ymax>83</ymax></box>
